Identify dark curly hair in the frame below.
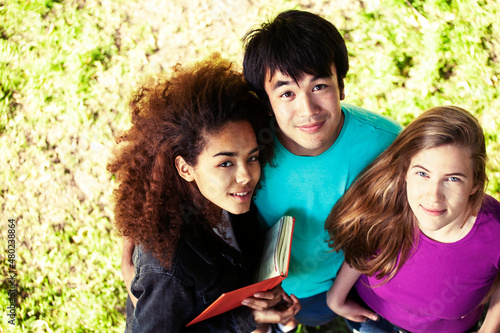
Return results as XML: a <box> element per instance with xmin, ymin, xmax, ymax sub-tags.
<box><xmin>107</xmin><ymin>54</ymin><xmax>273</xmax><ymax>267</ymax></box>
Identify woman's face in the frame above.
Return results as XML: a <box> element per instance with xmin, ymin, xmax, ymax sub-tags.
<box><xmin>405</xmin><ymin>144</ymin><xmax>478</xmax><ymax>241</ymax></box>
<box><xmin>178</xmin><ymin>121</ymin><xmax>261</xmax><ymax>215</ymax></box>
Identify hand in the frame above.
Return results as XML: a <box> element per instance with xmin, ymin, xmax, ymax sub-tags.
<box><xmin>328</xmin><ymin>297</ymin><xmax>378</xmax><ymax>323</ymax></box>
<box><xmin>242</xmin><ymin>284</ymin><xmax>284</xmax><ymax>310</ymax></box>
<box><xmin>122</xmin><ymin>237</ymin><xmax>138</xmax><ymax>306</ymax></box>
<box><xmin>251</xmin><ymin>293</ymin><xmax>301</xmax><ymax>325</ymax></box>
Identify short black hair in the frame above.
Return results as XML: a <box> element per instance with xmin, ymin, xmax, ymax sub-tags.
<box><xmin>243</xmin><ymin>10</ymin><xmax>349</xmax><ymax>101</ymax></box>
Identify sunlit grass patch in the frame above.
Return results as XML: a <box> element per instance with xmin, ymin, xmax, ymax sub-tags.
<box><xmin>1</xmin><ymin>0</ymin><xmax>499</xmax><ymax>332</ymax></box>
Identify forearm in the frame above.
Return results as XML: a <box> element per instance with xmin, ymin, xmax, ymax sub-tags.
<box><xmin>122</xmin><ymin>236</ymin><xmax>135</xmax><ymax>271</ymax></box>
<box><xmin>121</xmin><ymin>236</ymin><xmax>138</xmax><ymax>306</ymax></box>
<box><xmin>132</xmin><ymin>268</ymin><xmax>256</xmax><ymax>332</ymax></box>
<box><xmin>326</xmin><ymin>261</ymin><xmax>362</xmax><ymax>309</ymax></box>
<box><xmin>132</xmin><ymin>272</ymin><xmax>190</xmax><ymax>332</ymax></box>
<box><xmin>326</xmin><ymin>261</ymin><xmax>377</xmax><ymax>322</ymax></box>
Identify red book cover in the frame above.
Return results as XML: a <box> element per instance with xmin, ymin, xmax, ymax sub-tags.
<box><xmin>187</xmin><ymin>216</ymin><xmax>295</xmax><ymax>327</ymax></box>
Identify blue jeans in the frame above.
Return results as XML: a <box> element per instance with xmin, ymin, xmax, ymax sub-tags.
<box><xmin>346</xmin><ymin>316</ymin><xmax>479</xmax><ymax>333</ymax></box>
<box><xmin>343</xmin><ymin>288</ymin><xmax>409</xmax><ymax>333</ymax></box>
<box><xmin>294</xmin><ymin>291</ymin><xmax>338</xmax><ymax>327</ymax></box>
<box><xmin>343</xmin><ymin>287</ymin><xmax>480</xmax><ymax>333</ymax></box>
<box><xmin>345</xmin><ymin>318</ymin><xmax>408</xmax><ymax>333</ymax></box>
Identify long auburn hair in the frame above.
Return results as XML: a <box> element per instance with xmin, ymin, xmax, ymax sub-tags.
<box><xmin>107</xmin><ymin>54</ymin><xmax>273</xmax><ymax>267</ymax></box>
<box><xmin>326</xmin><ymin>106</ymin><xmax>487</xmax><ymax>280</ymax></box>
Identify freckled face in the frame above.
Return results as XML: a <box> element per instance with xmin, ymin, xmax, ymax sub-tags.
<box><xmin>405</xmin><ymin>145</ymin><xmax>478</xmax><ymax>240</ymax></box>
<box><xmin>183</xmin><ymin>121</ymin><xmax>261</xmax><ymax>215</ymax></box>
<box><xmin>263</xmin><ymin>66</ymin><xmax>345</xmax><ymax>156</ymax></box>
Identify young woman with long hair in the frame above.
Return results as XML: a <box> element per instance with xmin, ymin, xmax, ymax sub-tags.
<box><xmin>325</xmin><ymin>106</ymin><xmax>500</xmax><ymax>332</ymax></box>
<box><xmin>108</xmin><ymin>54</ymin><xmax>300</xmax><ymax>332</ymax></box>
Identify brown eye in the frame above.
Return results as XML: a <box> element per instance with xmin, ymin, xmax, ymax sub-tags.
<box><xmin>313</xmin><ymin>84</ymin><xmax>326</xmax><ymax>91</ymax></box>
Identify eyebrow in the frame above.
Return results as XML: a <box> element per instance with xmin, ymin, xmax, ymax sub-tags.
<box><xmin>411</xmin><ymin>164</ymin><xmax>468</xmax><ymax>178</ymax></box>
<box><xmin>271</xmin><ymin>79</ymin><xmax>293</xmax><ymax>91</ymax></box>
<box><xmin>270</xmin><ymin>74</ymin><xmax>324</xmax><ymax>91</ymax></box>
<box><xmin>213</xmin><ymin>147</ymin><xmax>259</xmax><ymax>158</ymax></box>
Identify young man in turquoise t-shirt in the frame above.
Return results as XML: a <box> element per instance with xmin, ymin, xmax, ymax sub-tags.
<box><xmin>242</xmin><ymin>10</ymin><xmax>402</xmax><ymax>331</ymax></box>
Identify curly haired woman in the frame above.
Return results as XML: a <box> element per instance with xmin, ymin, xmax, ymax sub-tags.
<box><xmin>325</xmin><ymin>106</ymin><xmax>500</xmax><ymax>333</ymax></box>
<box><xmin>108</xmin><ymin>54</ymin><xmax>300</xmax><ymax>332</ymax></box>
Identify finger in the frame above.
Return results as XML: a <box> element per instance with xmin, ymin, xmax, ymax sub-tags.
<box><xmin>242</xmin><ymin>298</ymin><xmax>269</xmax><ymax>311</ymax></box>
<box><xmin>356</xmin><ymin>306</ymin><xmax>378</xmax><ymax>322</ymax></box>
<box><xmin>290</xmin><ymin>294</ymin><xmax>300</xmax><ymax>307</ymax></box>
<box><xmin>277</xmin><ymin>299</ymin><xmax>300</xmax><ymax>318</ymax></box>
<box><xmin>346</xmin><ymin>312</ymin><xmax>378</xmax><ymax>323</ymax></box>
<box><xmin>270</xmin><ymin>284</ymin><xmax>284</xmax><ymax>294</ymax></box>
<box><xmin>253</xmin><ymin>290</ymin><xmax>275</xmax><ymax>300</ymax></box>
<box><xmin>364</xmin><ymin>311</ymin><xmax>378</xmax><ymax>322</ymax></box>
<box><xmin>280</xmin><ymin>291</ymin><xmax>292</xmax><ymax>304</ymax></box>
<box><xmin>348</xmin><ymin>315</ymin><xmax>371</xmax><ymax>323</ymax></box>
<box><xmin>254</xmin><ymin>290</ymin><xmax>283</xmax><ymax>307</ymax></box>
<box><xmin>289</xmin><ymin>295</ymin><xmax>301</xmax><ymax>315</ymax></box>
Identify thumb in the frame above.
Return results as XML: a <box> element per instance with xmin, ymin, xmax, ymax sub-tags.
<box><xmin>363</xmin><ymin>310</ymin><xmax>378</xmax><ymax>322</ymax></box>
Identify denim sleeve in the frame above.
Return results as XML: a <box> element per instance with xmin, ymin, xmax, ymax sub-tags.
<box><xmin>129</xmin><ymin>270</ymin><xmax>257</xmax><ymax>332</ymax></box>
<box><xmin>191</xmin><ymin>306</ymin><xmax>257</xmax><ymax>333</ymax></box>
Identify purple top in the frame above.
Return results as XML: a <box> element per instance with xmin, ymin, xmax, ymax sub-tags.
<box><xmin>356</xmin><ymin>195</ymin><xmax>500</xmax><ymax>332</ymax></box>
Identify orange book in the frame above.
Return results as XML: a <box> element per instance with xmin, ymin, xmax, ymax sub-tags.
<box><xmin>187</xmin><ymin>215</ymin><xmax>295</xmax><ymax>327</ymax></box>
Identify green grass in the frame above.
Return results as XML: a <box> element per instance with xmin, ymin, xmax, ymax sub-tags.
<box><xmin>1</xmin><ymin>0</ymin><xmax>499</xmax><ymax>332</ymax></box>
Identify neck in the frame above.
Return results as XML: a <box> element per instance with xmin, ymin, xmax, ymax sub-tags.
<box><xmin>420</xmin><ymin>215</ymin><xmax>476</xmax><ymax>243</ymax></box>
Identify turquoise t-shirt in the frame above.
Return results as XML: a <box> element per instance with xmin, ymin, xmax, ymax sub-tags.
<box><xmin>254</xmin><ymin>103</ymin><xmax>402</xmax><ymax>298</ymax></box>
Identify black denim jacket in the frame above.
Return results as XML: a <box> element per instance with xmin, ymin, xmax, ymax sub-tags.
<box><xmin>126</xmin><ymin>209</ymin><xmax>264</xmax><ymax>332</ymax></box>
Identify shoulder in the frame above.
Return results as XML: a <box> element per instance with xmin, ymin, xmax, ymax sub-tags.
<box><xmin>480</xmin><ymin>195</ymin><xmax>500</xmax><ymax>224</ymax></box>
<box><xmin>134</xmin><ymin>233</ymin><xmax>218</xmax><ymax>278</ymax></box>
<box><xmin>341</xmin><ymin>103</ymin><xmax>402</xmax><ymax>136</ymax></box>
<box><xmin>334</xmin><ymin>103</ymin><xmax>401</xmax><ymax>159</ymax></box>
<box><xmin>475</xmin><ymin>195</ymin><xmax>500</xmax><ymax>266</ymax></box>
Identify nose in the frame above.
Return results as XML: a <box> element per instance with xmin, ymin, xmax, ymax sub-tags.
<box><xmin>427</xmin><ymin>181</ymin><xmax>444</xmax><ymax>202</ymax></box>
<box><xmin>300</xmin><ymin>93</ymin><xmax>319</xmax><ymax>116</ymax></box>
<box><xmin>235</xmin><ymin>164</ymin><xmax>252</xmax><ymax>184</ymax></box>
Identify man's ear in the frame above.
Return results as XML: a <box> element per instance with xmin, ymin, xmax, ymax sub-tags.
<box><xmin>266</xmin><ymin>102</ymin><xmax>274</xmax><ymax>117</ymax></box>
<box><xmin>175</xmin><ymin>156</ymin><xmax>195</xmax><ymax>182</ymax></box>
<box><xmin>340</xmin><ymin>88</ymin><xmax>345</xmax><ymax>101</ymax></box>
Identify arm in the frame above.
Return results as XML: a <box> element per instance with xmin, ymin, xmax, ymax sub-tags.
<box><xmin>122</xmin><ymin>236</ymin><xmax>138</xmax><ymax>306</ymax></box>
<box><xmin>131</xmin><ymin>271</ymin><xmax>190</xmax><ymax>332</ymax></box>
<box><xmin>326</xmin><ymin>262</ymin><xmax>378</xmax><ymax>322</ymax></box>
<box><xmin>477</xmin><ymin>273</ymin><xmax>500</xmax><ymax>333</ymax></box>
<box><xmin>132</xmin><ymin>269</ymin><xmax>258</xmax><ymax>332</ymax></box>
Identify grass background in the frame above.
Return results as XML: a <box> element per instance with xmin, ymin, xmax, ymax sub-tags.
<box><xmin>1</xmin><ymin>0</ymin><xmax>499</xmax><ymax>332</ymax></box>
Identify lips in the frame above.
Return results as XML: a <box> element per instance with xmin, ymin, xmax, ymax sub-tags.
<box><xmin>421</xmin><ymin>205</ymin><xmax>447</xmax><ymax>216</ymax></box>
<box><xmin>297</xmin><ymin>121</ymin><xmax>324</xmax><ymax>133</ymax></box>
<box><xmin>229</xmin><ymin>190</ymin><xmax>253</xmax><ymax>202</ymax></box>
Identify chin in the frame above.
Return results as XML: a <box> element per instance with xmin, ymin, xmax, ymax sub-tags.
<box><xmin>225</xmin><ymin>205</ymin><xmax>250</xmax><ymax>215</ymax></box>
